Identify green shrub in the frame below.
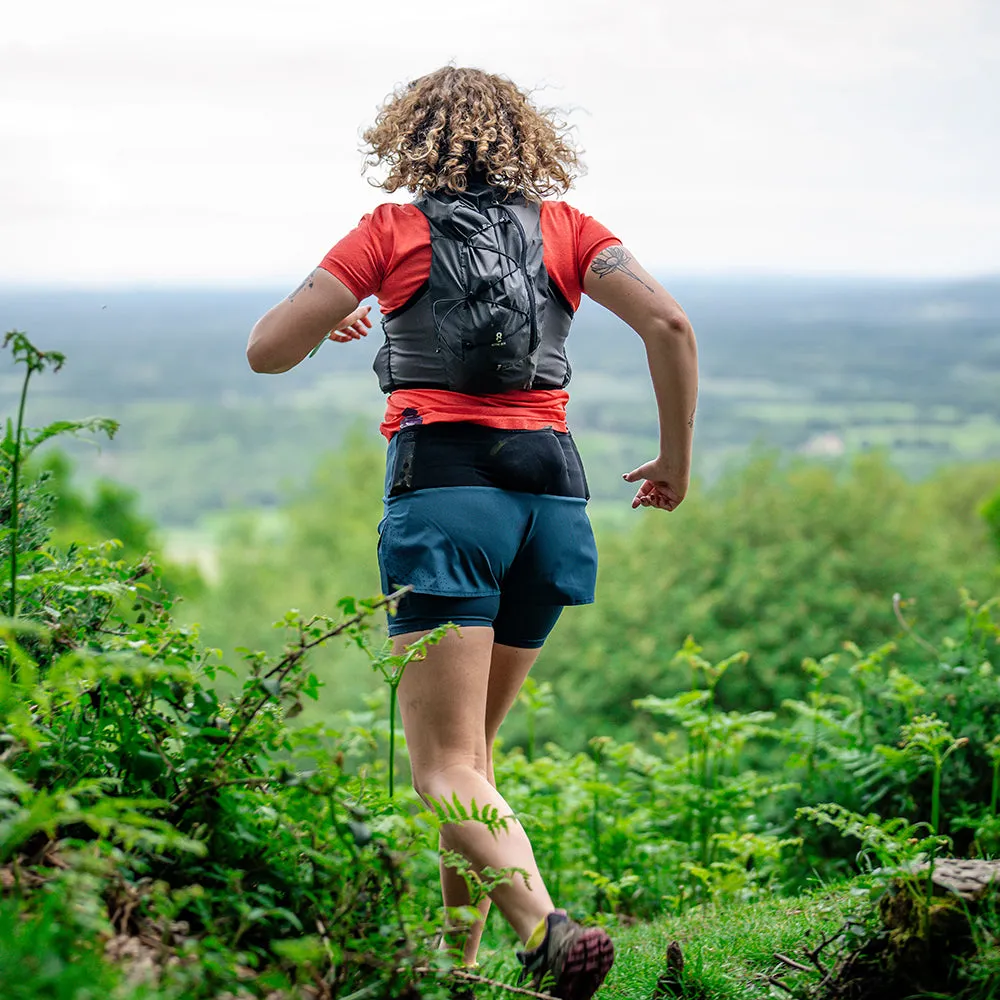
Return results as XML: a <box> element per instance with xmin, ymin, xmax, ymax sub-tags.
<box><xmin>0</xmin><ymin>333</ymin><xmax>458</xmax><ymax>998</ymax></box>
<box><xmin>534</xmin><ymin>451</ymin><xmax>1000</xmax><ymax>747</ymax></box>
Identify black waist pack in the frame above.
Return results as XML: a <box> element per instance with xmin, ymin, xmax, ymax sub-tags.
<box><xmin>386</xmin><ymin>423</ymin><xmax>589</xmax><ymax>499</ymax></box>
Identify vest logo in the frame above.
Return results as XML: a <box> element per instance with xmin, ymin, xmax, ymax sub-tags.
<box><xmin>493</xmin><ymin>331</ymin><xmax>504</xmax><ymax>347</ymax></box>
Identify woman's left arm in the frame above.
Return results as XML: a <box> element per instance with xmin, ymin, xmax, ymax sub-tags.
<box><xmin>246</xmin><ymin>268</ymin><xmax>371</xmax><ymax>374</ymax></box>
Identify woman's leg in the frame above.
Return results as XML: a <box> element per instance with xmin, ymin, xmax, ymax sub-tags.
<box><xmin>396</xmin><ymin>626</ymin><xmax>554</xmax><ymax>945</ymax></box>
<box><xmin>438</xmin><ymin>641</ymin><xmax>543</xmax><ymax>964</ymax></box>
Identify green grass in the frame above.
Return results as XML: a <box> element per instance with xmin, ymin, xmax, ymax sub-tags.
<box><xmin>601</xmin><ymin>883</ymin><xmax>865</xmax><ymax>999</ymax></box>
<box><xmin>471</xmin><ymin>880</ymin><xmax>869</xmax><ymax>999</ymax></box>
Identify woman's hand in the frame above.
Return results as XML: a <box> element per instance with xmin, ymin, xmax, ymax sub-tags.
<box><xmin>327</xmin><ymin>304</ymin><xmax>373</xmax><ymax>343</ymax></box>
<box><xmin>623</xmin><ymin>457</ymin><xmax>689</xmax><ymax>511</ymax></box>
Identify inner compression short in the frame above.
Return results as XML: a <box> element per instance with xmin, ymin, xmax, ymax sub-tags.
<box><xmin>387</xmin><ymin>591</ymin><xmax>564</xmax><ymax>648</ymax></box>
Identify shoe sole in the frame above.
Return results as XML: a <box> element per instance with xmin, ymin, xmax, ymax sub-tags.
<box><xmin>553</xmin><ymin>927</ymin><xmax>615</xmax><ymax>1000</ymax></box>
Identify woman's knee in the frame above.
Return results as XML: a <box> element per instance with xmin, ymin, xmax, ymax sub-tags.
<box><xmin>411</xmin><ymin>759</ymin><xmax>491</xmax><ymax>805</ymax></box>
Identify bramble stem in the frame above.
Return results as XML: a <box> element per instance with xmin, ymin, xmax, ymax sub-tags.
<box><xmin>930</xmin><ymin>762</ymin><xmax>942</xmax><ymax>837</ymax></box>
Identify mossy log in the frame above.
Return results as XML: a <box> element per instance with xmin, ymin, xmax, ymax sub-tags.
<box><xmin>827</xmin><ymin>859</ymin><xmax>1000</xmax><ymax>1000</ymax></box>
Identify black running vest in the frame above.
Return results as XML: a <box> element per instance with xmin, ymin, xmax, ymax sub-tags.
<box><xmin>372</xmin><ymin>185</ymin><xmax>575</xmax><ymax>394</ymax></box>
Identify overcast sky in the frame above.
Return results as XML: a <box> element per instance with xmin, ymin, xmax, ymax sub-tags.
<box><xmin>2</xmin><ymin>0</ymin><xmax>998</xmax><ymax>285</ymax></box>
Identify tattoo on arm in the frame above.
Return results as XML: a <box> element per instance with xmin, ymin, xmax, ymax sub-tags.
<box><xmin>288</xmin><ymin>269</ymin><xmax>317</xmax><ymax>302</ymax></box>
<box><xmin>589</xmin><ymin>247</ymin><xmax>655</xmax><ymax>293</ymax></box>
<box><xmin>688</xmin><ymin>408</ymin><xmax>696</xmax><ymax>429</ymax></box>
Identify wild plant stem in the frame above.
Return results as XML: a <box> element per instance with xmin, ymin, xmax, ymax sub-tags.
<box><xmin>931</xmin><ymin>762</ymin><xmax>941</xmax><ymax>837</ymax></box>
<box><xmin>686</xmin><ymin>734</ymin><xmax>695</xmax><ymax>847</ymax></box>
<box><xmin>388</xmin><ymin>683</ymin><xmax>397</xmax><ymax>799</ymax></box>
<box><xmin>926</xmin><ymin>760</ymin><xmax>943</xmax><ymax>921</ymax></box>
<box><xmin>591</xmin><ymin>742</ymin><xmax>602</xmax><ymax>869</ymax></box>
<box><xmin>700</xmin><ymin>734</ymin><xmax>711</xmax><ymax>865</ymax></box>
<box><xmin>855</xmin><ymin>679</ymin><xmax>868</xmax><ymax>747</ymax></box>
<box><xmin>991</xmin><ymin>760</ymin><xmax>999</xmax><ymax>818</ymax></box>
<box><xmin>808</xmin><ymin>691</ymin><xmax>820</xmax><ymax>793</ymax></box>
<box><xmin>701</xmin><ymin>684</ymin><xmax>716</xmax><ymax>866</ymax></box>
<box><xmin>6</xmin><ymin>365</ymin><xmax>33</xmax><ymax>680</ymax></box>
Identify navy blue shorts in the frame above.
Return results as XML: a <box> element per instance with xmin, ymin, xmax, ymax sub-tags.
<box><xmin>377</xmin><ymin>423</ymin><xmax>598</xmax><ymax>647</ymax></box>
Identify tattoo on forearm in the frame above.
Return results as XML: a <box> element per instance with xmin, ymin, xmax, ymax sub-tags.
<box><xmin>288</xmin><ymin>269</ymin><xmax>317</xmax><ymax>302</ymax></box>
<box><xmin>688</xmin><ymin>408</ymin><xmax>696</xmax><ymax>429</ymax></box>
<box><xmin>589</xmin><ymin>247</ymin><xmax>655</xmax><ymax>293</ymax></box>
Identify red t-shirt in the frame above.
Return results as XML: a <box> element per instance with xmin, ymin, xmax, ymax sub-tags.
<box><xmin>318</xmin><ymin>200</ymin><xmax>620</xmax><ymax>439</ymax></box>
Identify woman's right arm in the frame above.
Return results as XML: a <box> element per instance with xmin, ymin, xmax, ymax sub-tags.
<box><xmin>582</xmin><ymin>245</ymin><xmax>698</xmax><ymax>511</ymax></box>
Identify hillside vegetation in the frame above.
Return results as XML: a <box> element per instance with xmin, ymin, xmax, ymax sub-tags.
<box><xmin>2</xmin><ymin>325</ymin><xmax>1000</xmax><ymax>999</ymax></box>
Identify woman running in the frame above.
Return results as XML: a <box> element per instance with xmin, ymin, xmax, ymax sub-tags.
<box><xmin>247</xmin><ymin>66</ymin><xmax>698</xmax><ymax>1000</ymax></box>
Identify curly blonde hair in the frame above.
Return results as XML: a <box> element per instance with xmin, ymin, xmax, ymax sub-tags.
<box><xmin>362</xmin><ymin>66</ymin><xmax>581</xmax><ymax>202</ymax></box>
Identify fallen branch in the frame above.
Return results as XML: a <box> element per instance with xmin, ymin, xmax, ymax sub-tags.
<box><xmin>414</xmin><ymin>965</ymin><xmax>554</xmax><ymax>999</ymax></box>
<box><xmin>453</xmin><ymin>969</ymin><xmax>555</xmax><ymax>999</ymax></box>
<box><xmin>760</xmin><ymin>973</ymin><xmax>798</xmax><ymax>996</ymax></box>
<box><xmin>774</xmin><ymin>952</ymin><xmax>813</xmax><ymax>973</ymax></box>
<box><xmin>802</xmin><ymin>924</ymin><xmax>843</xmax><ymax>978</ymax></box>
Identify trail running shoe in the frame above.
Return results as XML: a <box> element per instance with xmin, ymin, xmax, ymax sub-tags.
<box><xmin>516</xmin><ymin>910</ymin><xmax>615</xmax><ymax>999</ymax></box>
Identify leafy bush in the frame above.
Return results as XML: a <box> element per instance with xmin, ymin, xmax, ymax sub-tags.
<box><xmin>0</xmin><ymin>547</ymin><xmax>459</xmax><ymax>996</ymax></box>
<box><xmin>0</xmin><ymin>333</ymin><xmax>460</xmax><ymax>998</ymax></box>
<box><xmin>535</xmin><ymin>451</ymin><xmax>1000</xmax><ymax>746</ymax></box>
